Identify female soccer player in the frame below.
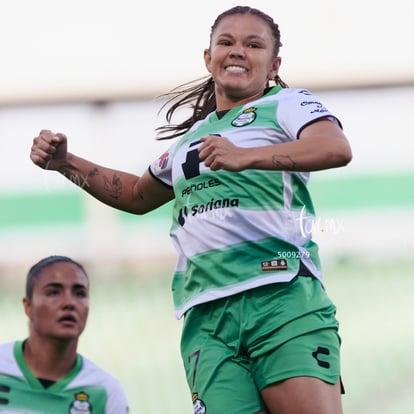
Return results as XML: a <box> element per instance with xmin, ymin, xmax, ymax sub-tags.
<box><xmin>30</xmin><ymin>6</ymin><xmax>352</xmax><ymax>413</ymax></box>
<box><xmin>0</xmin><ymin>256</ymin><xmax>129</xmax><ymax>413</ymax></box>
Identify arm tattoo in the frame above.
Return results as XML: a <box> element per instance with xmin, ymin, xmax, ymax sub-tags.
<box><xmin>103</xmin><ymin>174</ymin><xmax>123</xmax><ymax>199</ymax></box>
<box><xmin>87</xmin><ymin>167</ymin><xmax>99</xmax><ymax>178</ymax></box>
<box><xmin>272</xmin><ymin>154</ymin><xmax>297</xmax><ymax>170</ymax></box>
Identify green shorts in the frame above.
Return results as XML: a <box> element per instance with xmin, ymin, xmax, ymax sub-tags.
<box><xmin>180</xmin><ymin>276</ymin><xmax>342</xmax><ymax>414</ymax></box>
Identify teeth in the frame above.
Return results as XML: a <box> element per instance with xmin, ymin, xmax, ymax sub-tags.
<box><xmin>226</xmin><ymin>66</ymin><xmax>246</xmax><ymax>72</ymax></box>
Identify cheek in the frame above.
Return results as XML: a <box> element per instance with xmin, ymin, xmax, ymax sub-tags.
<box><xmin>30</xmin><ymin>303</ymin><xmax>47</xmax><ymax>319</ymax></box>
<box><xmin>30</xmin><ymin>306</ymin><xmax>52</xmax><ymax>331</ymax></box>
<box><xmin>80</xmin><ymin>304</ymin><xmax>89</xmax><ymax>324</ymax></box>
<box><xmin>207</xmin><ymin>49</ymin><xmax>224</xmax><ymax>67</ymax></box>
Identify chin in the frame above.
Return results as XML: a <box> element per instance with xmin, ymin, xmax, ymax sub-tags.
<box><xmin>54</xmin><ymin>331</ymin><xmax>80</xmax><ymax>341</ymax></box>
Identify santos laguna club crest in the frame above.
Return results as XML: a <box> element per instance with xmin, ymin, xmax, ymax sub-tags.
<box><xmin>231</xmin><ymin>107</ymin><xmax>257</xmax><ymax>127</ymax></box>
<box><xmin>192</xmin><ymin>392</ymin><xmax>206</xmax><ymax>414</ymax></box>
<box><xmin>69</xmin><ymin>391</ymin><xmax>92</xmax><ymax>414</ymax></box>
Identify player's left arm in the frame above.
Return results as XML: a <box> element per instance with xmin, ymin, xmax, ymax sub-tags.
<box><xmin>198</xmin><ymin>119</ymin><xmax>352</xmax><ymax>172</ymax></box>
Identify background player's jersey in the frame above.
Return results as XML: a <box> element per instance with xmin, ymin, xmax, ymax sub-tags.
<box><xmin>150</xmin><ymin>86</ymin><xmax>341</xmax><ymax>318</ymax></box>
<box><xmin>0</xmin><ymin>341</ymin><xmax>129</xmax><ymax>414</ymax></box>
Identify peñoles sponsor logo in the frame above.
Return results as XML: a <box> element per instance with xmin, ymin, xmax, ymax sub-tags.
<box><xmin>178</xmin><ymin>197</ymin><xmax>239</xmax><ymax>226</ymax></box>
<box><xmin>181</xmin><ymin>178</ymin><xmax>221</xmax><ymax>197</ymax></box>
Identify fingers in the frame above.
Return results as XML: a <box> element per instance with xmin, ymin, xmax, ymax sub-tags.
<box><xmin>198</xmin><ymin>135</ymin><xmax>220</xmax><ymax>161</ymax></box>
<box><xmin>30</xmin><ymin>129</ymin><xmax>66</xmax><ymax>169</ymax></box>
<box><xmin>198</xmin><ymin>135</ymin><xmax>245</xmax><ymax>172</ymax></box>
<box><xmin>55</xmin><ymin>132</ymin><xmax>67</xmax><ymax>140</ymax></box>
<box><xmin>39</xmin><ymin>129</ymin><xmax>66</xmax><ymax>144</ymax></box>
<box><xmin>199</xmin><ymin>135</ymin><xmax>229</xmax><ymax>166</ymax></box>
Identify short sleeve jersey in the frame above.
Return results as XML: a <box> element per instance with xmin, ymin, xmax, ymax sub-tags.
<box><xmin>0</xmin><ymin>341</ymin><xmax>129</xmax><ymax>413</ymax></box>
<box><xmin>149</xmin><ymin>86</ymin><xmax>341</xmax><ymax>318</ymax></box>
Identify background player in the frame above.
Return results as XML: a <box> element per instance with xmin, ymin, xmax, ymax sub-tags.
<box><xmin>0</xmin><ymin>255</ymin><xmax>129</xmax><ymax>413</ymax></box>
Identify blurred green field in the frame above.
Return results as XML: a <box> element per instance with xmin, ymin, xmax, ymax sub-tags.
<box><xmin>1</xmin><ymin>257</ymin><xmax>413</xmax><ymax>413</ymax></box>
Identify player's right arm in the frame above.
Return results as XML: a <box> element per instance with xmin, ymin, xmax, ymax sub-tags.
<box><xmin>30</xmin><ymin>129</ymin><xmax>174</xmax><ymax>214</ymax></box>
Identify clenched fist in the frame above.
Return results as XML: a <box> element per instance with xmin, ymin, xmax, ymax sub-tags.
<box><xmin>30</xmin><ymin>129</ymin><xmax>68</xmax><ymax>170</ymax></box>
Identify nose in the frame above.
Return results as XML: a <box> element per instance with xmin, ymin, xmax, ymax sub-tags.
<box><xmin>62</xmin><ymin>290</ymin><xmax>76</xmax><ymax>309</ymax></box>
<box><xmin>229</xmin><ymin>44</ymin><xmax>245</xmax><ymax>58</ymax></box>
<box><xmin>63</xmin><ymin>303</ymin><xmax>75</xmax><ymax>310</ymax></box>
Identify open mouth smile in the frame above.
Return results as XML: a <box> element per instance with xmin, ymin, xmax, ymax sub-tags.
<box><xmin>225</xmin><ymin>65</ymin><xmax>248</xmax><ymax>73</ymax></box>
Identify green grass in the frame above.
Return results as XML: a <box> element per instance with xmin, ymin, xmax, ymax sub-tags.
<box><xmin>2</xmin><ymin>257</ymin><xmax>413</xmax><ymax>413</ymax></box>
<box><xmin>323</xmin><ymin>258</ymin><xmax>414</xmax><ymax>414</ymax></box>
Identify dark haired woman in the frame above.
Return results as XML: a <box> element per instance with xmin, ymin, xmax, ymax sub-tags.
<box><xmin>30</xmin><ymin>6</ymin><xmax>352</xmax><ymax>413</ymax></box>
<box><xmin>0</xmin><ymin>256</ymin><xmax>129</xmax><ymax>413</ymax></box>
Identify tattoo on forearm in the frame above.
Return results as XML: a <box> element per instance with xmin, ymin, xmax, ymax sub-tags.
<box><xmin>58</xmin><ymin>165</ymin><xmax>122</xmax><ymax>198</ymax></box>
<box><xmin>88</xmin><ymin>168</ymin><xmax>99</xmax><ymax>178</ymax></box>
<box><xmin>272</xmin><ymin>154</ymin><xmax>297</xmax><ymax>170</ymax></box>
<box><xmin>103</xmin><ymin>174</ymin><xmax>122</xmax><ymax>199</ymax></box>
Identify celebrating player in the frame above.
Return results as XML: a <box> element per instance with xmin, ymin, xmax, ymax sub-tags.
<box><xmin>30</xmin><ymin>5</ymin><xmax>352</xmax><ymax>414</ymax></box>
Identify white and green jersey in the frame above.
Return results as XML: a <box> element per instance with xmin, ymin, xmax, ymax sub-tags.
<box><xmin>0</xmin><ymin>341</ymin><xmax>129</xmax><ymax>414</ymax></box>
<box><xmin>149</xmin><ymin>86</ymin><xmax>341</xmax><ymax>319</ymax></box>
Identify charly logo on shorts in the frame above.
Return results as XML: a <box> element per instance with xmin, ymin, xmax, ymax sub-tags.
<box><xmin>192</xmin><ymin>392</ymin><xmax>206</xmax><ymax>414</ymax></box>
<box><xmin>231</xmin><ymin>107</ymin><xmax>257</xmax><ymax>127</ymax></box>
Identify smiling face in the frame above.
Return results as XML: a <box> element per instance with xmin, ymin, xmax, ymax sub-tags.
<box><xmin>23</xmin><ymin>261</ymin><xmax>89</xmax><ymax>341</ymax></box>
<box><xmin>204</xmin><ymin>13</ymin><xmax>281</xmax><ymax>109</ymax></box>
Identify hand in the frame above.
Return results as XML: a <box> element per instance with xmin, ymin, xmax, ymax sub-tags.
<box><xmin>30</xmin><ymin>129</ymin><xmax>68</xmax><ymax>170</ymax></box>
<box><xmin>198</xmin><ymin>135</ymin><xmax>248</xmax><ymax>171</ymax></box>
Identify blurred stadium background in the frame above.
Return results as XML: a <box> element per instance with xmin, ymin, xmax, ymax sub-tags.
<box><xmin>1</xmin><ymin>0</ymin><xmax>413</xmax><ymax>412</ymax></box>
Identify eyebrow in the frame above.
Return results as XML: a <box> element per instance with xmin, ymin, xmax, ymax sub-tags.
<box><xmin>217</xmin><ymin>33</ymin><xmax>266</xmax><ymax>41</ymax></box>
<box><xmin>42</xmin><ymin>282</ymin><xmax>88</xmax><ymax>290</ymax></box>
